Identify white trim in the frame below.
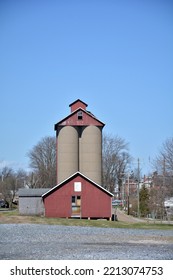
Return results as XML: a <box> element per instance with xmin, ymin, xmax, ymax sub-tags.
<box><xmin>42</xmin><ymin>172</ymin><xmax>114</xmax><ymax>198</ymax></box>
<box><xmin>56</xmin><ymin>107</ymin><xmax>105</xmax><ymax>126</ymax></box>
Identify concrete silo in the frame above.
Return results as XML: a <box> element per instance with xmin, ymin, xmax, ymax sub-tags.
<box><xmin>54</xmin><ymin>99</ymin><xmax>105</xmax><ymax>185</ymax></box>
<box><xmin>57</xmin><ymin>126</ymin><xmax>79</xmax><ymax>184</ymax></box>
<box><xmin>79</xmin><ymin>126</ymin><xmax>102</xmax><ymax>185</ymax></box>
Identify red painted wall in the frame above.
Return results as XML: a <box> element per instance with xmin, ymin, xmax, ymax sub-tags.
<box><xmin>70</xmin><ymin>100</ymin><xmax>87</xmax><ymax>112</ymax></box>
<box><xmin>44</xmin><ymin>175</ymin><xmax>112</xmax><ymax>219</ymax></box>
<box><xmin>58</xmin><ymin>110</ymin><xmax>104</xmax><ymax>127</ymax></box>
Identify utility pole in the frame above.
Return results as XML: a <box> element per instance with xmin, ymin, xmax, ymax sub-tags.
<box><xmin>122</xmin><ymin>178</ymin><xmax>125</xmax><ymax>208</ymax></box>
<box><xmin>120</xmin><ymin>172</ymin><xmax>130</xmax><ymax>214</ymax></box>
<box><xmin>161</xmin><ymin>156</ymin><xmax>166</xmax><ymax>221</ymax></box>
<box><xmin>1</xmin><ymin>172</ymin><xmax>4</xmax><ymax>182</ymax></box>
<box><xmin>127</xmin><ymin>172</ymin><xmax>130</xmax><ymax>215</ymax></box>
<box><xmin>137</xmin><ymin>158</ymin><xmax>140</xmax><ymax>218</ymax></box>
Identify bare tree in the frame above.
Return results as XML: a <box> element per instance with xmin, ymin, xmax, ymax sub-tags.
<box><xmin>149</xmin><ymin>174</ymin><xmax>166</xmax><ymax>219</ymax></box>
<box><xmin>0</xmin><ymin>167</ymin><xmax>29</xmax><ymax>207</ymax></box>
<box><xmin>27</xmin><ymin>136</ymin><xmax>56</xmax><ymax>188</ymax></box>
<box><xmin>25</xmin><ymin>172</ymin><xmax>40</xmax><ymax>189</ymax></box>
<box><xmin>152</xmin><ymin>137</ymin><xmax>173</xmax><ymax>197</ymax></box>
<box><xmin>102</xmin><ymin>133</ymin><xmax>132</xmax><ymax>195</ymax></box>
<box><xmin>153</xmin><ymin>137</ymin><xmax>173</xmax><ymax>175</ymax></box>
<box><xmin>150</xmin><ymin>137</ymin><xmax>173</xmax><ymax>219</ymax></box>
<box><xmin>0</xmin><ymin>167</ymin><xmax>16</xmax><ymax>208</ymax></box>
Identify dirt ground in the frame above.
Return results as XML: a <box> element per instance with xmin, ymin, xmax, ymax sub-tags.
<box><xmin>0</xmin><ymin>209</ymin><xmax>172</xmax><ymax>225</ymax></box>
<box><xmin>0</xmin><ymin>212</ymin><xmax>28</xmax><ymax>223</ymax></box>
<box><xmin>115</xmin><ymin>208</ymin><xmax>146</xmax><ymax>223</ymax></box>
<box><xmin>0</xmin><ymin>209</ymin><xmax>144</xmax><ymax>224</ymax></box>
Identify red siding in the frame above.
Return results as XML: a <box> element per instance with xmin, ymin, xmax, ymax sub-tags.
<box><xmin>44</xmin><ymin>175</ymin><xmax>112</xmax><ymax>219</ymax></box>
<box><xmin>58</xmin><ymin>110</ymin><xmax>104</xmax><ymax>127</ymax></box>
<box><xmin>70</xmin><ymin>100</ymin><xmax>87</xmax><ymax>112</ymax></box>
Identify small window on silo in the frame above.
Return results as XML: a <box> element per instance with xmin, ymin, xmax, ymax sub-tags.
<box><xmin>77</xmin><ymin>111</ymin><xmax>83</xmax><ymax>120</ymax></box>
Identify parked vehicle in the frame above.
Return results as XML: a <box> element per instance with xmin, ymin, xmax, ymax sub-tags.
<box><xmin>0</xmin><ymin>199</ymin><xmax>9</xmax><ymax>208</ymax></box>
<box><xmin>112</xmin><ymin>199</ymin><xmax>122</xmax><ymax>207</ymax></box>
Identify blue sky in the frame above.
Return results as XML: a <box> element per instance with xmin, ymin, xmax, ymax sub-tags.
<box><xmin>0</xmin><ymin>0</ymin><xmax>173</xmax><ymax>175</ymax></box>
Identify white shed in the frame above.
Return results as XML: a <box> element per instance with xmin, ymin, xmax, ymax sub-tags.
<box><xmin>18</xmin><ymin>188</ymin><xmax>50</xmax><ymax>215</ymax></box>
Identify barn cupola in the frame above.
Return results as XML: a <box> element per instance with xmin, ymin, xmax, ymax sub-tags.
<box><xmin>69</xmin><ymin>99</ymin><xmax>88</xmax><ymax>113</ymax></box>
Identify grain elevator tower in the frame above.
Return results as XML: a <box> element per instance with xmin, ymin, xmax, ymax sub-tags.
<box><xmin>54</xmin><ymin>99</ymin><xmax>105</xmax><ymax>185</ymax></box>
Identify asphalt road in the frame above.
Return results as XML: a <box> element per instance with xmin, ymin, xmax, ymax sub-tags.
<box><xmin>0</xmin><ymin>224</ymin><xmax>173</xmax><ymax>260</ymax></box>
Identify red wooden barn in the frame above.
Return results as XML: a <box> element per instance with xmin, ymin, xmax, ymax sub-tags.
<box><xmin>42</xmin><ymin>172</ymin><xmax>113</xmax><ymax>220</ymax></box>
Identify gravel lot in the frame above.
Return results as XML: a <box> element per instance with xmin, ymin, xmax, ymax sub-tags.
<box><xmin>0</xmin><ymin>224</ymin><xmax>173</xmax><ymax>260</ymax></box>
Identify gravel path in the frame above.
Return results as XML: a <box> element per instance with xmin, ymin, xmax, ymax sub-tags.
<box><xmin>0</xmin><ymin>224</ymin><xmax>173</xmax><ymax>260</ymax></box>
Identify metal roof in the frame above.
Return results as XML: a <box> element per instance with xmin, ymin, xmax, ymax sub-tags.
<box><xmin>18</xmin><ymin>188</ymin><xmax>51</xmax><ymax>197</ymax></box>
<box><xmin>69</xmin><ymin>99</ymin><xmax>88</xmax><ymax>108</ymax></box>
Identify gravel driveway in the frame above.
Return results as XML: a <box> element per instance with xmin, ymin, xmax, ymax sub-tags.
<box><xmin>0</xmin><ymin>224</ymin><xmax>173</xmax><ymax>260</ymax></box>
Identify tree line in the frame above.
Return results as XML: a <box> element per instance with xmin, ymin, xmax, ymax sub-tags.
<box><xmin>0</xmin><ymin>135</ymin><xmax>173</xmax><ymax>217</ymax></box>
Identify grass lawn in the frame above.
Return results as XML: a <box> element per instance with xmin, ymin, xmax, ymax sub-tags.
<box><xmin>0</xmin><ymin>209</ymin><xmax>173</xmax><ymax>230</ymax></box>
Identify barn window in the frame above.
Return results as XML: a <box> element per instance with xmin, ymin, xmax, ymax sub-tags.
<box><xmin>77</xmin><ymin>111</ymin><xmax>83</xmax><ymax>120</ymax></box>
<box><xmin>74</xmin><ymin>182</ymin><xmax>81</xmax><ymax>192</ymax></box>
<box><xmin>71</xmin><ymin>196</ymin><xmax>81</xmax><ymax>217</ymax></box>
<box><xmin>71</xmin><ymin>196</ymin><xmax>76</xmax><ymax>205</ymax></box>
<box><xmin>71</xmin><ymin>196</ymin><xmax>81</xmax><ymax>205</ymax></box>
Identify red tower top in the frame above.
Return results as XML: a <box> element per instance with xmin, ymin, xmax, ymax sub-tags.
<box><xmin>55</xmin><ymin>99</ymin><xmax>104</xmax><ymax>130</ymax></box>
<box><xmin>69</xmin><ymin>99</ymin><xmax>88</xmax><ymax>112</ymax></box>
